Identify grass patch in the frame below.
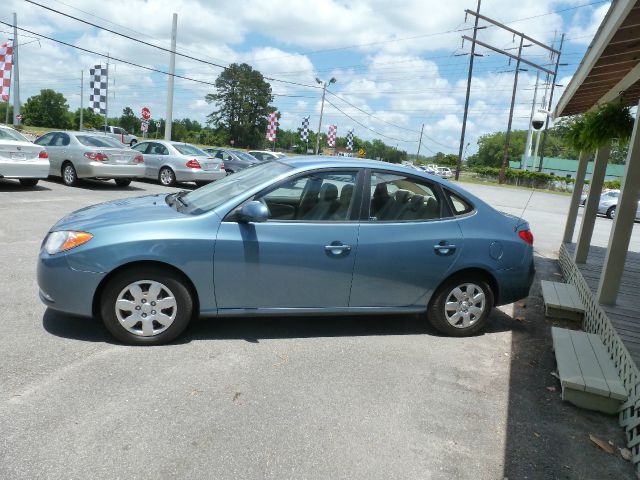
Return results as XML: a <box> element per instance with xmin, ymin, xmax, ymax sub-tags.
<box><xmin>454</xmin><ymin>175</ymin><xmax>573</xmax><ymax>196</ymax></box>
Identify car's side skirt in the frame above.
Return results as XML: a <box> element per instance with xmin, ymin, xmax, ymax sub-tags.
<box><xmin>205</xmin><ymin>306</ymin><xmax>427</xmax><ymax>318</ymax></box>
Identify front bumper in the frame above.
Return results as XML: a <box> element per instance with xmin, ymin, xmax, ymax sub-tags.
<box><xmin>77</xmin><ymin>162</ymin><xmax>146</xmax><ymax>179</ymax></box>
<box><xmin>0</xmin><ymin>159</ymin><xmax>50</xmax><ymax>179</ymax></box>
<box><xmin>37</xmin><ymin>251</ymin><xmax>105</xmax><ymax>318</ymax></box>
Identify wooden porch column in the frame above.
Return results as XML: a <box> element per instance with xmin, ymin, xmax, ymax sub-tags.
<box><xmin>574</xmin><ymin>141</ymin><xmax>611</xmax><ymax>263</ymax></box>
<box><xmin>563</xmin><ymin>150</ymin><xmax>590</xmax><ymax>243</ymax></box>
<box><xmin>597</xmin><ymin>103</ymin><xmax>640</xmax><ymax>305</ymax></box>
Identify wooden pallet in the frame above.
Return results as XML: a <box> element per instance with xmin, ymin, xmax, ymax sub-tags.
<box><xmin>552</xmin><ymin>327</ymin><xmax>627</xmax><ymax>414</ymax></box>
<box><xmin>541</xmin><ymin>280</ymin><xmax>585</xmax><ymax>322</ymax></box>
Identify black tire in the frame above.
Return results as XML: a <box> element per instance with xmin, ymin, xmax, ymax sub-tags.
<box><xmin>130</xmin><ymin>140</ymin><xmax>137</xmax><ymax>147</ymax></box>
<box><xmin>19</xmin><ymin>178</ymin><xmax>38</xmax><ymax>187</ymax></box>
<box><xmin>100</xmin><ymin>266</ymin><xmax>194</xmax><ymax>345</ymax></box>
<box><xmin>427</xmin><ymin>274</ymin><xmax>494</xmax><ymax>337</ymax></box>
<box><xmin>62</xmin><ymin>162</ymin><xmax>78</xmax><ymax>187</ymax></box>
<box><xmin>114</xmin><ymin>178</ymin><xmax>132</xmax><ymax>187</ymax></box>
<box><xmin>606</xmin><ymin>206</ymin><xmax>616</xmax><ymax>219</ymax></box>
<box><xmin>159</xmin><ymin>167</ymin><xmax>176</xmax><ymax>187</ymax></box>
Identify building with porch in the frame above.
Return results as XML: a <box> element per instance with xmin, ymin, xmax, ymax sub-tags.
<box><xmin>553</xmin><ymin>0</ymin><xmax>640</xmax><ymax>471</ymax></box>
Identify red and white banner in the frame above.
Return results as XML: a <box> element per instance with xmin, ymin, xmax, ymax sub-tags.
<box><xmin>327</xmin><ymin>124</ymin><xmax>337</xmax><ymax>147</ymax></box>
<box><xmin>266</xmin><ymin>111</ymin><xmax>278</xmax><ymax>142</ymax></box>
<box><xmin>0</xmin><ymin>41</ymin><xmax>13</xmax><ymax>102</ymax></box>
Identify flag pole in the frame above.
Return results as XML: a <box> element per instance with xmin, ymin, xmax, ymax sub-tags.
<box><xmin>12</xmin><ymin>13</ymin><xmax>20</xmax><ymax>126</ymax></box>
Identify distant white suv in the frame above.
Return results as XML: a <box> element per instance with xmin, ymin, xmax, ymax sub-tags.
<box><xmin>436</xmin><ymin>166</ymin><xmax>453</xmax><ymax>179</ymax></box>
<box><xmin>98</xmin><ymin>125</ymin><xmax>138</xmax><ymax>146</ymax></box>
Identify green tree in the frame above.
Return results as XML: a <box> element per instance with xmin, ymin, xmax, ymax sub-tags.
<box><xmin>119</xmin><ymin>107</ymin><xmax>141</xmax><ymax>134</ymax></box>
<box><xmin>205</xmin><ymin>63</ymin><xmax>274</xmax><ymax>147</ymax></box>
<box><xmin>21</xmin><ymin>89</ymin><xmax>71</xmax><ymax>128</ymax></box>
<box><xmin>0</xmin><ymin>102</ymin><xmax>13</xmax><ymax>124</ymax></box>
<box><xmin>73</xmin><ymin>107</ymin><xmax>104</xmax><ymax>130</ymax></box>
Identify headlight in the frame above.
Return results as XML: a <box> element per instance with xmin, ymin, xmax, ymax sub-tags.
<box><xmin>44</xmin><ymin>231</ymin><xmax>93</xmax><ymax>255</ymax></box>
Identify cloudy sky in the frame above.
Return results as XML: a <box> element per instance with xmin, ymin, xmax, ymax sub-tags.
<box><xmin>2</xmin><ymin>0</ymin><xmax>609</xmax><ymax>154</ymax></box>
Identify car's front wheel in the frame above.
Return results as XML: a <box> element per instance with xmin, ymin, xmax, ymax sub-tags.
<box><xmin>606</xmin><ymin>206</ymin><xmax>616</xmax><ymax>219</ymax></box>
<box><xmin>159</xmin><ymin>167</ymin><xmax>176</xmax><ymax>187</ymax></box>
<box><xmin>100</xmin><ymin>266</ymin><xmax>194</xmax><ymax>345</ymax></box>
<box><xmin>427</xmin><ymin>274</ymin><xmax>494</xmax><ymax>337</ymax></box>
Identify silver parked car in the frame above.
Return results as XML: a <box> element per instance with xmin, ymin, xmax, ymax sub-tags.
<box><xmin>34</xmin><ymin>131</ymin><xmax>145</xmax><ymax>187</ymax></box>
<box><xmin>596</xmin><ymin>190</ymin><xmax>640</xmax><ymax>220</ymax></box>
<box><xmin>0</xmin><ymin>125</ymin><xmax>49</xmax><ymax>187</ymax></box>
<box><xmin>203</xmin><ymin>147</ymin><xmax>260</xmax><ymax>174</ymax></box>
<box><xmin>132</xmin><ymin>141</ymin><xmax>226</xmax><ymax>187</ymax></box>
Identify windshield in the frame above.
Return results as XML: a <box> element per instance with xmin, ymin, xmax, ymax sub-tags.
<box><xmin>0</xmin><ymin>127</ymin><xmax>29</xmax><ymax>142</ymax></box>
<box><xmin>181</xmin><ymin>161</ymin><xmax>292</xmax><ymax>214</ymax></box>
<box><xmin>76</xmin><ymin>135</ymin><xmax>123</xmax><ymax>148</ymax></box>
<box><xmin>235</xmin><ymin>151</ymin><xmax>260</xmax><ymax>162</ymax></box>
<box><xmin>173</xmin><ymin>143</ymin><xmax>207</xmax><ymax>156</ymax></box>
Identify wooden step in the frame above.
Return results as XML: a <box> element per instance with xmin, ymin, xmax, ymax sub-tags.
<box><xmin>552</xmin><ymin>327</ymin><xmax>627</xmax><ymax>414</ymax></box>
<box><xmin>541</xmin><ymin>280</ymin><xmax>584</xmax><ymax>322</ymax></box>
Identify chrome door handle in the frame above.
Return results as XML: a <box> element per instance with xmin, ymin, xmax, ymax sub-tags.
<box><xmin>324</xmin><ymin>243</ymin><xmax>352</xmax><ymax>254</ymax></box>
<box><xmin>434</xmin><ymin>243</ymin><xmax>457</xmax><ymax>255</ymax></box>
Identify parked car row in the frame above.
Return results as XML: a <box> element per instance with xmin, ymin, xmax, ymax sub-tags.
<box><xmin>0</xmin><ymin>125</ymin><xmax>290</xmax><ymax>189</ymax></box>
<box><xmin>410</xmin><ymin>163</ymin><xmax>453</xmax><ymax>179</ymax></box>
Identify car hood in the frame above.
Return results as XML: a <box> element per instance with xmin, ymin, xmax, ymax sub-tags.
<box><xmin>51</xmin><ymin>194</ymin><xmax>183</xmax><ymax>232</ymax></box>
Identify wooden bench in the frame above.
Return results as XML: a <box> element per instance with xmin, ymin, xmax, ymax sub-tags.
<box><xmin>551</xmin><ymin>327</ymin><xmax>627</xmax><ymax>414</ymax></box>
<box><xmin>541</xmin><ymin>280</ymin><xmax>584</xmax><ymax>322</ymax></box>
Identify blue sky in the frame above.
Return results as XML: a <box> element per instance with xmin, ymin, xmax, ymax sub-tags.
<box><xmin>2</xmin><ymin>0</ymin><xmax>610</xmax><ymax>154</ymax></box>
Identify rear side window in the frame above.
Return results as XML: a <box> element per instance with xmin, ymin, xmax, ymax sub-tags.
<box><xmin>34</xmin><ymin>133</ymin><xmax>54</xmax><ymax>146</ymax></box>
<box><xmin>446</xmin><ymin>190</ymin><xmax>474</xmax><ymax>215</ymax></box>
<box><xmin>369</xmin><ymin>171</ymin><xmax>441</xmax><ymax>221</ymax></box>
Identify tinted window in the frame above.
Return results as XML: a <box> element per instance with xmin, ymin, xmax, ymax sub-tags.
<box><xmin>148</xmin><ymin>143</ymin><xmax>169</xmax><ymax>155</ymax></box>
<box><xmin>172</xmin><ymin>143</ymin><xmax>207</xmax><ymax>156</ymax></box>
<box><xmin>34</xmin><ymin>133</ymin><xmax>54</xmax><ymax>146</ymax></box>
<box><xmin>51</xmin><ymin>133</ymin><xmax>70</xmax><ymax>146</ymax></box>
<box><xmin>132</xmin><ymin>142</ymin><xmax>150</xmax><ymax>154</ymax></box>
<box><xmin>76</xmin><ymin>135</ymin><xmax>120</xmax><ymax>147</ymax></box>
<box><xmin>369</xmin><ymin>171</ymin><xmax>440</xmax><ymax>221</ymax></box>
<box><xmin>446</xmin><ymin>190</ymin><xmax>474</xmax><ymax>215</ymax></box>
<box><xmin>256</xmin><ymin>171</ymin><xmax>358</xmax><ymax>221</ymax></box>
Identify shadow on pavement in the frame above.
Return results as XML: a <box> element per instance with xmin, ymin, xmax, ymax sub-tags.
<box><xmin>0</xmin><ymin>179</ymin><xmax>52</xmax><ymax>191</ymax></box>
<box><xmin>42</xmin><ymin>177</ymin><xmax>146</xmax><ymax>191</ymax></box>
<box><xmin>502</xmin><ymin>255</ymin><xmax>634</xmax><ymax>479</ymax></box>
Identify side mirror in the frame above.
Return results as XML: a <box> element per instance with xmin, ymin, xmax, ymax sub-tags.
<box><xmin>238</xmin><ymin>201</ymin><xmax>269</xmax><ymax>223</ymax></box>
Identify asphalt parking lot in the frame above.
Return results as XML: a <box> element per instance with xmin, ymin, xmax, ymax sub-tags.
<box><xmin>0</xmin><ymin>177</ymin><xmax>637</xmax><ymax>480</ymax></box>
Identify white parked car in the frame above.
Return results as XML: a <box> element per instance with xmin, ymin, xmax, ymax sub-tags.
<box><xmin>98</xmin><ymin>125</ymin><xmax>138</xmax><ymax>146</ymax></box>
<box><xmin>0</xmin><ymin>125</ymin><xmax>49</xmax><ymax>187</ymax></box>
<box><xmin>436</xmin><ymin>166</ymin><xmax>453</xmax><ymax>179</ymax></box>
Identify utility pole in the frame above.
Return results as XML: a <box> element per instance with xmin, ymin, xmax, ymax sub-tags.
<box><xmin>537</xmin><ymin>33</ymin><xmax>565</xmax><ymax>172</ymax></box>
<box><xmin>498</xmin><ymin>35</ymin><xmax>524</xmax><ymax>184</ymax></box>
<box><xmin>455</xmin><ymin>0</ymin><xmax>481</xmax><ymax>181</ymax></box>
<box><xmin>523</xmin><ymin>71</ymin><xmax>540</xmax><ymax>171</ymax></box>
<box><xmin>416</xmin><ymin>123</ymin><xmax>425</xmax><ymax>159</ymax></box>
<box><xmin>12</xmin><ymin>12</ymin><xmax>20</xmax><ymax>126</ymax></box>
<box><xmin>165</xmin><ymin>13</ymin><xmax>178</xmax><ymax>141</ymax></box>
<box><xmin>314</xmin><ymin>76</ymin><xmax>336</xmax><ymax>155</ymax></box>
<box><xmin>79</xmin><ymin>70</ymin><xmax>83</xmax><ymax>130</ymax></box>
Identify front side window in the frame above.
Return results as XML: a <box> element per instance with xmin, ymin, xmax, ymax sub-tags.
<box><xmin>369</xmin><ymin>171</ymin><xmax>440</xmax><ymax>221</ymax></box>
<box><xmin>255</xmin><ymin>171</ymin><xmax>358</xmax><ymax>221</ymax></box>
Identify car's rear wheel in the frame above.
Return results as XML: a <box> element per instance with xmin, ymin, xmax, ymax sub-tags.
<box><xmin>100</xmin><ymin>266</ymin><xmax>193</xmax><ymax>345</ymax></box>
<box><xmin>62</xmin><ymin>162</ymin><xmax>78</xmax><ymax>186</ymax></box>
<box><xmin>427</xmin><ymin>274</ymin><xmax>494</xmax><ymax>337</ymax></box>
<box><xmin>19</xmin><ymin>178</ymin><xmax>38</xmax><ymax>187</ymax></box>
<box><xmin>114</xmin><ymin>178</ymin><xmax>132</xmax><ymax>187</ymax></box>
<box><xmin>159</xmin><ymin>167</ymin><xmax>176</xmax><ymax>187</ymax></box>
<box><xmin>606</xmin><ymin>206</ymin><xmax>616</xmax><ymax>219</ymax></box>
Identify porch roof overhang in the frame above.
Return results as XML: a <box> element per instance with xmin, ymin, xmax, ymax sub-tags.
<box><xmin>555</xmin><ymin>0</ymin><xmax>640</xmax><ymax>118</ymax></box>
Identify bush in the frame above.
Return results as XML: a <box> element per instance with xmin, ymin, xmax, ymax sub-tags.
<box><xmin>470</xmin><ymin>166</ymin><xmax>575</xmax><ymax>190</ymax></box>
<box><xmin>603</xmin><ymin>180</ymin><xmax>621</xmax><ymax>190</ymax></box>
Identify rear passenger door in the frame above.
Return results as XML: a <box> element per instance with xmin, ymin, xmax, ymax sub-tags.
<box><xmin>349</xmin><ymin>170</ymin><xmax>463</xmax><ymax>308</ymax></box>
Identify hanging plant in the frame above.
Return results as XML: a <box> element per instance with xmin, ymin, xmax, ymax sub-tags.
<box><xmin>580</xmin><ymin>100</ymin><xmax>634</xmax><ymax>151</ymax></box>
<box><xmin>558</xmin><ymin>115</ymin><xmax>590</xmax><ymax>152</ymax></box>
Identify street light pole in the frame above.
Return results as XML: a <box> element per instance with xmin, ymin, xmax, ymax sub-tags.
<box><xmin>314</xmin><ymin>77</ymin><xmax>336</xmax><ymax>155</ymax></box>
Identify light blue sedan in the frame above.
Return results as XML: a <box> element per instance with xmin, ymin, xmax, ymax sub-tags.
<box><xmin>37</xmin><ymin>157</ymin><xmax>535</xmax><ymax>345</ymax></box>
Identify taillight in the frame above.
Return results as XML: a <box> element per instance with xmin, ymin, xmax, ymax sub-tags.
<box><xmin>186</xmin><ymin>159</ymin><xmax>201</xmax><ymax>169</ymax></box>
<box><xmin>134</xmin><ymin>154</ymin><xmax>144</xmax><ymax>164</ymax></box>
<box><xmin>220</xmin><ymin>162</ymin><xmax>225</xmax><ymax>170</ymax></box>
<box><xmin>84</xmin><ymin>152</ymin><xmax>108</xmax><ymax>161</ymax></box>
<box><xmin>518</xmin><ymin>229</ymin><xmax>534</xmax><ymax>246</ymax></box>
<box><xmin>38</xmin><ymin>150</ymin><xmax>48</xmax><ymax>159</ymax></box>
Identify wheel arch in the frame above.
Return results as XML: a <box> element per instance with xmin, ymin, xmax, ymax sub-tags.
<box><xmin>92</xmin><ymin>260</ymin><xmax>200</xmax><ymax>319</ymax></box>
<box><xmin>428</xmin><ymin>267</ymin><xmax>499</xmax><ymax>309</ymax></box>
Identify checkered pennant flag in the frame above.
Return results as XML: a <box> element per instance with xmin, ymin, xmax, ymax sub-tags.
<box><xmin>300</xmin><ymin>116</ymin><xmax>310</xmax><ymax>142</ymax></box>
<box><xmin>346</xmin><ymin>129</ymin><xmax>354</xmax><ymax>151</ymax></box>
<box><xmin>327</xmin><ymin>124</ymin><xmax>337</xmax><ymax>147</ymax></box>
<box><xmin>89</xmin><ymin>64</ymin><xmax>108</xmax><ymax>115</ymax></box>
<box><xmin>0</xmin><ymin>40</ymin><xmax>13</xmax><ymax>102</ymax></box>
<box><xmin>266</xmin><ymin>111</ymin><xmax>278</xmax><ymax>142</ymax></box>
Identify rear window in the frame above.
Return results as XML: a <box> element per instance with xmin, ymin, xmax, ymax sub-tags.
<box><xmin>76</xmin><ymin>135</ymin><xmax>122</xmax><ymax>148</ymax></box>
<box><xmin>446</xmin><ymin>190</ymin><xmax>474</xmax><ymax>215</ymax></box>
<box><xmin>0</xmin><ymin>127</ymin><xmax>29</xmax><ymax>142</ymax></box>
<box><xmin>173</xmin><ymin>143</ymin><xmax>207</xmax><ymax>156</ymax></box>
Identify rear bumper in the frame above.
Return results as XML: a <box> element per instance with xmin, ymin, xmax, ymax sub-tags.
<box><xmin>77</xmin><ymin>162</ymin><xmax>146</xmax><ymax>179</ymax></box>
<box><xmin>0</xmin><ymin>159</ymin><xmax>50</xmax><ymax>179</ymax></box>
<box><xmin>175</xmin><ymin>168</ymin><xmax>226</xmax><ymax>182</ymax></box>
<box><xmin>494</xmin><ymin>258</ymin><xmax>535</xmax><ymax>306</ymax></box>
